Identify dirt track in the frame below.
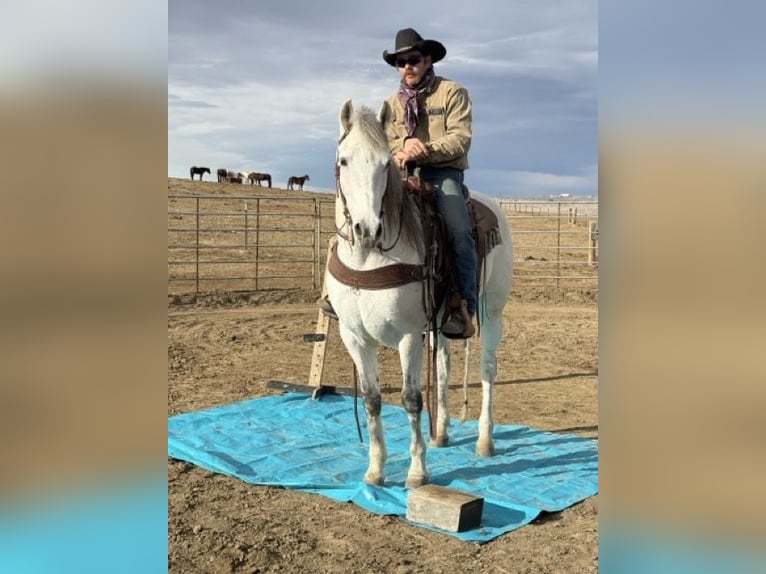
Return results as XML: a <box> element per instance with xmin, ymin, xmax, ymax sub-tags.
<box><xmin>168</xmin><ymin>286</ymin><xmax>598</xmax><ymax>573</ymax></box>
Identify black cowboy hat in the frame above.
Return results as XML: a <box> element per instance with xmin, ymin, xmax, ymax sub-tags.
<box><xmin>383</xmin><ymin>28</ymin><xmax>447</xmax><ymax>66</ymax></box>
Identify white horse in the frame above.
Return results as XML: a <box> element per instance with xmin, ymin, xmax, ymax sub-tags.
<box><xmin>326</xmin><ymin>100</ymin><xmax>513</xmax><ymax>488</ymax></box>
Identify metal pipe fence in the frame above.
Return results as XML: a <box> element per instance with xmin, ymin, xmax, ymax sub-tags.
<box><xmin>168</xmin><ymin>195</ymin><xmax>598</xmax><ymax>293</ymax></box>
<box><xmin>498</xmin><ymin>199</ymin><xmax>599</xmax><ymax>289</ymax></box>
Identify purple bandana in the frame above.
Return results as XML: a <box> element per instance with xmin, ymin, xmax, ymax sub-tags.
<box><xmin>398</xmin><ymin>68</ymin><xmax>435</xmax><ymax>136</ymax></box>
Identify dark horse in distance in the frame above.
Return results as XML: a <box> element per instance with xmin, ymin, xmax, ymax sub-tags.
<box><xmin>287</xmin><ymin>174</ymin><xmax>310</xmax><ymax>190</ymax></box>
<box><xmin>190</xmin><ymin>166</ymin><xmax>211</xmax><ymax>181</ymax></box>
<box><xmin>248</xmin><ymin>172</ymin><xmax>272</xmax><ymax>187</ymax></box>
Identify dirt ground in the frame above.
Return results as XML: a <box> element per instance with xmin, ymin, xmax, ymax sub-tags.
<box><xmin>168</xmin><ymin>179</ymin><xmax>598</xmax><ymax>573</ymax></box>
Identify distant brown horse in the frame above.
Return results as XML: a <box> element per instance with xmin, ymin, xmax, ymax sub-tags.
<box><xmin>190</xmin><ymin>166</ymin><xmax>211</xmax><ymax>181</ymax></box>
<box><xmin>248</xmin><ymin>172</ymin><xmax>272</xmax><ymax>187</ymax></box>
<box><xmin>216</xmin><ymin>168</ymin><xmax>228</xmax><ymax>182</ymax></box>
<box><xmin>287</xmin><ymin>174</ymin><xmax>310</xmax><ymax>190</ymax></box>
<box><xmin>226</xmin><ymin>171</ymin><xmax>243</xmax><ymax>184</ymax></box>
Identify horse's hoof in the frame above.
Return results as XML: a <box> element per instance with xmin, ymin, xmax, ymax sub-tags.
<box><xmin>430</xmin><ymin>435</ymin><xmax>449</xmax><ymax>447</ymax></box>
<box><xmin>364</xmin><ymin>472</ymin><xmax>385</xmax><ymax>486</ymax></box>
<box><xmin>405</xmin><ymin>474</ymin><xmax>428</xmax><ymax>489</ymax></box>
<box><xmin>476</xmin><ymin>441</ymin><xmax>495</xmax><ymax>457</ymax></box>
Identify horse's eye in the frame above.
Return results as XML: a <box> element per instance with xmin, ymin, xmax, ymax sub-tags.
<box><xmin>339</xmin><ymin>158</ymin><xmax>348</xmax><ymax>167</ymax></box>
<box><xmin>384</xmin><ymin>159</ymin><xmax>391</xmax><ymax>169</ymax></box>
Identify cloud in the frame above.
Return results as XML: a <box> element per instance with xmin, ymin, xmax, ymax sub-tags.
<box><xmin>168</xmin><ymin>94</ymin><xmax>218</xmax><ymax>109</ymax></box>
<box><xmin>168</xmin><ymin>1</ymin><xmax>598</xmax><ymax>195</ymax></box>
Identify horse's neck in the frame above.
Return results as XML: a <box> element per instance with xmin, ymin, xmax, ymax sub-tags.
<box><xmin>335</xmin><ymin>206</ymin><xmax>423</xmax><ymax>269</ymax></box>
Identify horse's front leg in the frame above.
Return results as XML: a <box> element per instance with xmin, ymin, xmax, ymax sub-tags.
<box><xmin>339</xmin><ymin>329</ymin><xmax>387</xmax><ymax>485</ymax></box>
<box><xmin>399</xmin><ymin>334</ymin><xmax>428</xmax><ymax>488</ymax></box>
<box><xmin>358</xmin><ymin>354</ymin><xmax>386</xmax><ymax>485</ymax></box>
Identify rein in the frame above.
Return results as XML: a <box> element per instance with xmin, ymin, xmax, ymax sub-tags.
<box><xmin>377</xmin><ymin>196</ymin><xmax>405</xmax><ymax>253</ymax></box>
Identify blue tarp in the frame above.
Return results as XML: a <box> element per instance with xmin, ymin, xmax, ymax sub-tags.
<box><xmin>167</xmin><ymin>392</ymin><xmax>598</xmax><ymax>542</ymax></box>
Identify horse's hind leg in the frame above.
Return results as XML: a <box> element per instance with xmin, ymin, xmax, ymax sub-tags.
<box><xmin>476</xmin><ymin>313</ymin><xmax>503</xmax><ymax>457</ymax></box>
<box><xmin>432</xmin><ymin>332</ymin><xmax>451</xmax><ymax>447</ymax></box>
<box><xmin>399</xmin><ymin>334</ymin><xmax>428</xmax><ymax>488</ymax></box>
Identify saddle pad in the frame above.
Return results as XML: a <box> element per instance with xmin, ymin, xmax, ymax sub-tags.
<box><xmin>168</xmin><ymin>393</ymin><xmax>598</xmax><ymax>542</ymax></box>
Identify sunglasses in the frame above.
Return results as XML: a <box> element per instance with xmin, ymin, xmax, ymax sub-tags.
<box><xmin>396</xmin><ymin>54</ymin><xmax>423</xmax><ymax>68</ymax></box>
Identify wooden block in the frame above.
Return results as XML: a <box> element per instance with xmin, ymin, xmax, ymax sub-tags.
<box><xmin>406</xmin><ymin>484</ymin><xmax>484</xmax><ymax>532</ymax></box>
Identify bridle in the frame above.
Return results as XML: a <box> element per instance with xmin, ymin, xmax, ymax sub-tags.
<box><xmin>334</xmin><ymin>135</ymin><xmax>405</xmax><ymax>253</ymax></box>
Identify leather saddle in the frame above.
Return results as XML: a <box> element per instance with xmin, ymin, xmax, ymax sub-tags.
<box><xmin>402</xmin><ymin>175</ymin><xmax>503</xmax><ymax>324</ymax></box>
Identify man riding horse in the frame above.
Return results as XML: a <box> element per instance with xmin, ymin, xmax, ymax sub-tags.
<box><xmin>321</xmin><ymin>28</ymin><xmax>477</xmax><ymax>339</ymax></box>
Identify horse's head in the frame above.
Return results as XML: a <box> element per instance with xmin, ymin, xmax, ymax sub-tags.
<box><xmin>337</xmin><ymin>100</ymin><xmax>394</xmax><ymax>249</ymax></box>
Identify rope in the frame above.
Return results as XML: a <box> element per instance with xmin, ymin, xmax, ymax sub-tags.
<box><xmin>353</xmin><ymin>363</ymin><xmax>363</xmax><ymax>443</ymax></box>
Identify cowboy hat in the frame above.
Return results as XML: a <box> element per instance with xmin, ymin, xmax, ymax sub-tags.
<box><xmin>383</xmin><ymin>28</ymin><xmax>447</xmax><ymax>66</ymax></box>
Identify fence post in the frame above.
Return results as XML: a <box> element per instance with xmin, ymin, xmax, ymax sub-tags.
<box><xmin>244</xmin><ymin>202</ymin><xmax>248</xmax><ymax>248</ymax></box>
<box><xmin>588</xmin><ymin>221</ymin><xmax>598</xmax><ymax>266</ymax></box>
<box><xmin>556</xmin><ymin>202</ymin><xmax>561</xmax><ymax>289</ymax></box>
<box><xmin>255</xmin><ymin>198</ymin><xmax>260</xmax><ymax>290</ymax></box>
<box><xmin>195</xmin><ymin>196</ymin><xmax>200</xmax><ymax>293</ymax></box>
<box><xmin>313</xmin><ymin>199</ymin><xmax>321</xmax><ymax>289</ymax></box>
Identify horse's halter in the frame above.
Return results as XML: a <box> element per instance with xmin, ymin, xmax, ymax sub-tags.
<box><xmin>335</xmin><ymin>131</ymin><xmax>404</xmax><ymax>253</ymax></box>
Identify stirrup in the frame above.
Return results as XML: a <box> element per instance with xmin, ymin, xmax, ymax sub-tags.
<box><xmin>440</xmin><ymin>300</ymin><xmax>475</xmax><ymax>339</ymax></box>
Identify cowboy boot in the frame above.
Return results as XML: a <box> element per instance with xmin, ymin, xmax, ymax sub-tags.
<box><xmin>441</xmin><ymin>299</ymin><xmax>475</xmax><ymax>339</ymax></box>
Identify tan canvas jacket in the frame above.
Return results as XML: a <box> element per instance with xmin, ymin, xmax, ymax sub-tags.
<box><xmin>385</xmin><ymin>75</ymin><xmax>472</xmax><ymax>171</ymax></box>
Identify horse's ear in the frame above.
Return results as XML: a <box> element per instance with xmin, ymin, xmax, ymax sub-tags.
<box><xmin>377</xmin><ymin>101</ymin><xmax>392</xmax><ymax>129</ymax></box>
<box><xmin>339</xmin><ymin>99</ymin><xmax>353</xmax><ymax>137</ymax></box>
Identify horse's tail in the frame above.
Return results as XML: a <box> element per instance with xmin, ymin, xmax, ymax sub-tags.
<box><xmin>189</xmin><ymin>167</ymin><xmax>194</xmax><ymax>180</ymax></box>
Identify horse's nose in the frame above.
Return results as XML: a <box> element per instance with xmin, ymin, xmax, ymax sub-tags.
<box><xmin>353</xmin><ymin>222</ymin><xmax>368</xmax><ymax>239</ymax></box>
<box><xmin>353</xmin><ymin>221</ymin><xmax>382</xmax><ymax>247</ymax></box>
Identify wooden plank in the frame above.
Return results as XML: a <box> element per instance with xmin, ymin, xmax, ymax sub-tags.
<box><xmin>406</xmin><ymin>484</ymin><xmax>484</xmax><ymax>532</ymax></box>
<box><xmin>265</xmin><ymin>380</ymin><xmax>356</xmax><ymax>398</ymax></box>
<box><xmin>307</xmin><ymin>241</ymin><xmax>335</xmax><ymax>387</ymax></box>
<box><xmin>308</xmin><ymin>307</ymin><xmax>330</xmax><ymax>387</ymax></box>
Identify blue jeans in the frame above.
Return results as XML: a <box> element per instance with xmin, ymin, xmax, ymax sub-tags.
<box><xmin>417</xmin><ymin>166</ymin><xmax>477</xmax><ymax>315</ymax></box>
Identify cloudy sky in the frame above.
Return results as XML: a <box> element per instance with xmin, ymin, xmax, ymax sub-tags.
<box><xmin>169</xmin><ymin>0</ymin><xmax>597</xmax><ymax>197</ymax></box>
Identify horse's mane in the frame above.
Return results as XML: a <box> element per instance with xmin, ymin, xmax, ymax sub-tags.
<box><xmin>351</xmin><ymin>107</ymin><xmax>424</xmax><ymax>256</ymax></box>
